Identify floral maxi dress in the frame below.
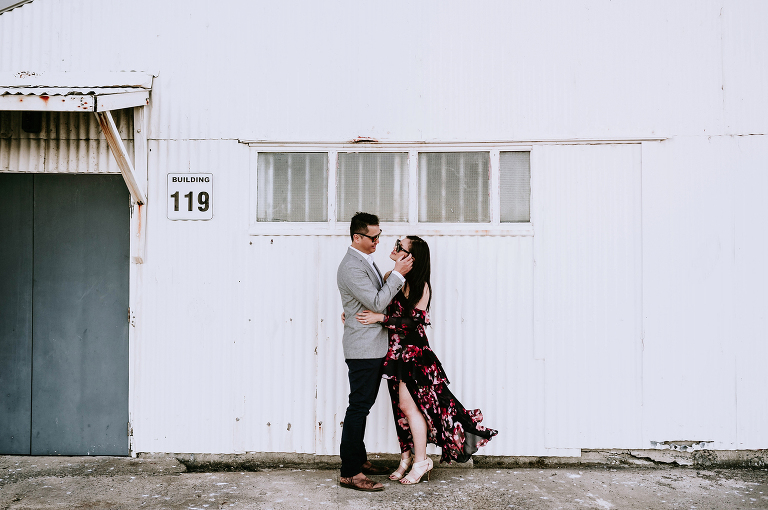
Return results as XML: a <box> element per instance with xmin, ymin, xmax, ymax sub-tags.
<box><xmin>381</xmin><ymin>291</ymin><xmax>498</xmax><ymax>463</ymax></box>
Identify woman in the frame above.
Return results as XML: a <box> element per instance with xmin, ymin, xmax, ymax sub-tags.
<box><xmin>356</xmin><ymin>236</ymin><xmax>498</xmax><ymax>485</ymax></box>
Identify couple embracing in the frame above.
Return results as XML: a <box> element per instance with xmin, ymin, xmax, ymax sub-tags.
<box><xmin>336</xmin><ymin>212</ymin><xmax>498</xmax><ymax>492</ymax></box>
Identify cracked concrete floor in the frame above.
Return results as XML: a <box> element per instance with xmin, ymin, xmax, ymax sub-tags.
<box><xmin>1</xmin><ymin>456</ymin><xmax>767</xmax><ymax>509</ymax></box>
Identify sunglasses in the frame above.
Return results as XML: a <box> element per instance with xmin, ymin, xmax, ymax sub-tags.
<box><xmin>395</xmin><ymin>239</ymin><xmax>411</xmax><ymax>255</ymax></box>
<box><xmin>355</xmin><ymin>231</ymin><xmax>381</xmax><ymax>242</ymax></box>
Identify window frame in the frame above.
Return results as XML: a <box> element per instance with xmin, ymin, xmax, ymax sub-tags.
<box><xmin>248</xmin><ymin>143</ymin><xmax>533</xmax><ymax>236</ymax></box>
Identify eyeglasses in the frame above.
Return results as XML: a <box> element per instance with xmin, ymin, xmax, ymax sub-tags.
<box><xmin>355</xmin><ymin>231</ymin><xmax>381</xmax><ymax>242</ymax></box>
<box><xmin>395</xmin><ymin>239</ymin><xmax>410</xmax><ymax>255</ymax></box>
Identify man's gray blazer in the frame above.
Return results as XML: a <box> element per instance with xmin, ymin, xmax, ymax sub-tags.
<box><xmin>337</xmin><ymin>247</ymin><xmax>404</xmax><ymax>359</ymax></box>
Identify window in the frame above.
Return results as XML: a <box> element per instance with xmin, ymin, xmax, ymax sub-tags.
<box><xmin>337</xmin><ymin>152</ymin><xmax>409</xmax><ymax>222</ymax></box>
<box><xmin>256</xmin><ymin>153</ymin><xmax>327</xmax><ymax>222</ymax></box>
<box><xmin>500</xmin><ymin>151</ymin><xmax>530</xmax><ymax>223</ymax></box>
<box><xmin>419</xmin><ymin>152</ymin><xmax>489</xmax><ymax>223</ymax></box>
<box><xmin>249</xmin><ymin>145</ymin><xmax>531</xmax><ymax>235</ymax></box>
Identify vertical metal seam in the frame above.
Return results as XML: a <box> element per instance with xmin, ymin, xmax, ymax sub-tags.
<box><xmin>29</xmin><ymin>173</ymin><xmax>34</xmax><ymax>455</ymax></box>
<box><xmin>639</xmin><ymin>143</ymin><xmax>645</xmax><ymax>424</ymax></box>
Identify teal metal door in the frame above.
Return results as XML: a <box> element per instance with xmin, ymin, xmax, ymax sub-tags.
<box><xmin>0</xmin><ymin>174</ymin><xmax>130</xmax><ymax>455</ymax></box>
<box><xmin>0</xmin><ymin>174</ymin><xmax>34</xmax><ymax>454</ymax></box>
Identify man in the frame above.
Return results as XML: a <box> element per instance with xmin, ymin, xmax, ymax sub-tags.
<box><xmin>337</xmin><ymin>212</ymin><xmax>413</xmax><ymax>491</ymax></box>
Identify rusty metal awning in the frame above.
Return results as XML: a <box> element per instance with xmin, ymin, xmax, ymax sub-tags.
<box><xmin>0</xmin><ymin>71</ymin><xmax>152</xmax><ymax>210</ymax></box>
<box><xmin>0</xmin><ymin>0</ymin><xmax>35</xmax><ymax>15</ymax></box>
<box><xmin>0</xmin><ymin>71</ymin><xmax>152</xmax><ymax>112</ymax></box>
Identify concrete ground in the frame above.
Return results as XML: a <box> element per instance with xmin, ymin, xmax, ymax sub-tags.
<box><xmin>1</xmin><ymin>455</ymin><xmax>767</xmax><ymax>509</ymax></box>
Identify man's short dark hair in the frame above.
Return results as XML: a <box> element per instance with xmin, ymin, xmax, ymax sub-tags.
<box><xmin>350</xmin><ymin>212</ymin><xmax>379</xmax><ymax>241</ymax></box>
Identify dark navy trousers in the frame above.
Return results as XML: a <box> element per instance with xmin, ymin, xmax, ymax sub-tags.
<box><xmin>339</xmin><ymin>357</ymin><xmax>384</xmax><ymax>478</ymax></box>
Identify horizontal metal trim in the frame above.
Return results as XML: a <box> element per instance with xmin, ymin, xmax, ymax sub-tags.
<box><xmin>245</xmin><ymin>143</ymin><xmax>535</xmax><ymax>151</ymax></box>
<box><xmin>0</xmin><ymin>91</ymin><xmax>149</xmax><ymax>112</ymax></box>
<box><xmin>248</xmin><ymin>222</ymin><xmax>534</xmax><ymax>237</ymax></box>
<box><xmin>0</xmin><ymin>94</ymin><xmax>95</xmax><ymax>111</ymax></box>
<box><xmin>241</xmin><ymin>138</ymin><xmax>666</xmax><ymax>149</ymax></box>
<box><xmin>1</xmin><ymin>88</ymin><xmax>146</xmax><ymax>95</ymax></box>
<box><xmin>95</xmin><ymin>91</ymin><xmax>150</xmax><ymax>112</ymax></box>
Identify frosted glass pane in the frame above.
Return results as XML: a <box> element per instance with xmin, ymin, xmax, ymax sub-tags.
<box><xmin>257</xmin><ymin>153</ymin><xmax>328</xmax><ymax>222</ymax></box>
<box><xmin>418</xmin><ymin>152</ymin><xmax>489</xmax><ymax>223</ymax></box>
<box><xmin>500</xmin><ymin>151</ymin><xmax>531</xmax><ymax>223</ymax></box>
<box><xmin>336</xmin><ymin>153</ymin><xmax>409</xmax><ymax>222</ymax></box>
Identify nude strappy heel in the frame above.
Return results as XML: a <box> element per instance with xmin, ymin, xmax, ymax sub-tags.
<box><xmin>400</xmin><ymin>457</ymin><xmax>433</xmax><ymax>485</ymax></box>
<box><xmin>389</xmin><ymin>456</ymin><xmax>413</xmax><ymax>481</ymax></box>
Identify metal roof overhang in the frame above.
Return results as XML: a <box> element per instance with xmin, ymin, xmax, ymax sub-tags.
<box><xmin>0</xmin><ymin>71</ymin><xmax>152</xmax><ymax>112</ymax></box>
<box><xmin>0</xmin><ymin>72</ymin><xmax>152</xmax><ymax>207</ymax></box>
<box><xmin>0</xmin><ymin>0</ymin><xmax>35</xmax><ymax>15</ymax></box>
<box><xmin>0</xmin><ymin>88</ymin><xmax>149</xmax><ymax>112</ymax></box>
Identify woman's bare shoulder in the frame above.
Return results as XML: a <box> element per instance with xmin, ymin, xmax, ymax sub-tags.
<box><xmin>415</xmin><ymin>283</ymin><xmax>430</xmax><ymax>310</ymax></box>
<box><xmin>384</xmin><ymin>270</ymin><xmax>392</xmax><ymax>281</ymax></box>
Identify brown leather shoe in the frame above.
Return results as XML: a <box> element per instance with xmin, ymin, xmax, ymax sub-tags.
<box><xmin>361</xmin><ymin>460</ymin><xmax>389</xmax><ymax>476</ymax></box>
<box><xmin>339</xmin><ymin>474</ymin><xmax>384</xmax><ymax>492</ymax></box>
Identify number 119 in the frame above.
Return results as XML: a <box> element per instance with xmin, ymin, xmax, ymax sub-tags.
<box><xmin>171</xmin><ymin>191</ymin><xmax>210</xmax><ymax>212</ymax></box>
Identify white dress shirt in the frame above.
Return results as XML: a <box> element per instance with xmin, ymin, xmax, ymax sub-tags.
<box><xmin>349</xmin><ymin>246</ymin><xmax>405</xmax><ymax>287</ymax></box>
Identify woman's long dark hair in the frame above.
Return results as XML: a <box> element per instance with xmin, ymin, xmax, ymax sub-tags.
<box><xmin>403</xmin><ymin>235</ymin><xmax>432</xmax><ymax>312</ymax></box>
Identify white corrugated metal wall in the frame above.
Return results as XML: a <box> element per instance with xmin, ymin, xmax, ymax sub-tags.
<box><xmin>1</xmin><ymin>0</ymin><xmax>767</xmax><ymax>455</ymax></box>
<box><xmin>533</xmin><ymin>144</ymin><xmax>643</xmax><ymax>450</ymax></box>
<box><xmin>5</xmin><ymin>0</ymin><xmax>763</xmax><ymax>141</ymax></box>
<box><xmin>0</xmin><ymin>110</ymin><xmax>133</xmax><ymax>173</ymax></box>
<box><xmin>732</xmin><ymin>136</ymin><xmax>768</xmax><ymax>449</ymax></box>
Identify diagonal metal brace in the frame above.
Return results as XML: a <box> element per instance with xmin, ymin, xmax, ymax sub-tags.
<box><xmin>95</xmin><ymin>110</ymin><xmax>147</xmax><ymax>205</ymax></box>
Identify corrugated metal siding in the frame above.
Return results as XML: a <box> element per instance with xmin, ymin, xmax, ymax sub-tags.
<box><xmin>533</xmin><ymin>144</ymin><xmax>643</xmax><ymax>450</ymax></box>
<box><xmin>242</xmin><ymin>235</ymin><xmax>321</xmax><ymax>454</ymax></box>
<box><xmin>641</xmin><ymin>137</ymin><xmax>737</xmax><ymax>449</ymax></box>
<box><xmin>733</xmin><ymin>135</ymin><xmax>768</xmax><ymax>449</ymax></box>
<box><xmin>640</xmin><ymin>135</ymin><xmax>768</xmax><ymax>450</ymax></box>
<box><xmin>0</xmin><ymin>110</ymin><xmax>133</xmax><ymax>173</ymax></box>
<box><xmin>0</xmin><ymin>0</ymin><xmax>144</xmax><ymax>72</ymax></box>
<box><xmin>132</xmin><ymin>139</ymin><xmax>252</xmax><ymax>453</ymax></box>
<box><xmin>3</xmin><ymin>1</ymin><xmax>765</xmax><ymax>141</ymax></box>
<box><xmin>722</xmin><ymin>1</ymin><xmax>768</xmax><ymax>135</ymax></box>
<box><xmin>152</xmin><ymin>0</ymin><xmax>726</xmax><ymax>141</ymax></box>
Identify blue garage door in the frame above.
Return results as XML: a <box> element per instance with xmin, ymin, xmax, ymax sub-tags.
<box><xmin>0</xmin><ymin>173</ymin><xmax>129</xmax><ymax>455</ymax></box>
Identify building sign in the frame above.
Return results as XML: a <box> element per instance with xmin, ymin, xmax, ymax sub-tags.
<box><xmin>167</xmin><ymin>173</ymin><xmax>213</xmax><ymax>220</ymax></box>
